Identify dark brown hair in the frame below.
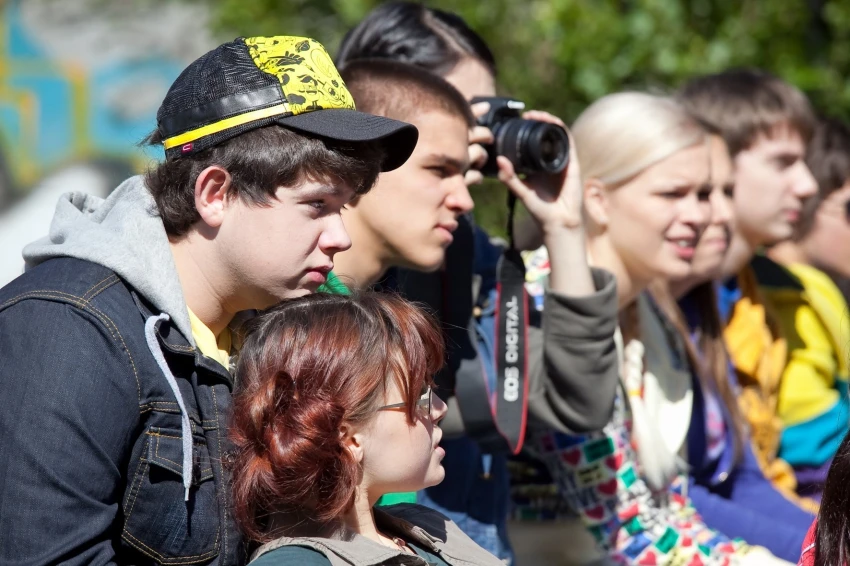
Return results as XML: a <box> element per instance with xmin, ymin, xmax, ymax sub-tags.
<box><xmin>336</xmin><ymin>1</ymin><xmax>496</xmax><ymax>78</ymax></box>
<box><xmin>229</xmin><ymin>292</ymin><xmax>444</xmax><ymax>543</ymax></box>
<box><xmin>341</xmin><ymin>59</ymin><xmax>474</xmax><ymax>128</ymax></box>
<box><xmin>797</xmin><ymin>118</ymin><xmax>850</xmax><ymax>239</ymax></box>
<box><xmin>144</xmin><ymin>125</ymin><xmax>385</xmax><ymax>237</ymax></box>
<box><xmin>677</xmin><ymin>68</ymin><xmax>815</xmax><ymax>158</ymax></box>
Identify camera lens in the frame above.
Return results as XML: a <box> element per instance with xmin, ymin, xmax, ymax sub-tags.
<box><xmin>492</xmin><ymin>119</ymin><xmax>569</xmax><ymax>175</ymax></box>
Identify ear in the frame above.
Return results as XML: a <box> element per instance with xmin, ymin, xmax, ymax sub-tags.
<box><xmin>194</xmin><ymin>166</ymin><xmax>232</xmax><ymax>229</ymax></box>
<box><xmin>583</xmin><ymin>178</ymin><xmax>610</xmax><ymax>229</ymax></box>
<box><xmin>340</xmin><ymin>423</ymin><xmax>365</xmax><ymax>465</ymax></box>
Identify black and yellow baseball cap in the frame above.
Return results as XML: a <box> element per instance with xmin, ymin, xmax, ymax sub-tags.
<box><xmin>157</xmin><ymin>36</ymin><xmax>418</xmax><ymax>171</ymax></box>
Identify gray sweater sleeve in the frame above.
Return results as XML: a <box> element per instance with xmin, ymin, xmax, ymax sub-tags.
<box><xmin>527</xmin><ymin>267</ymin><xmax>619</xmax><ymax>433</ymax></box>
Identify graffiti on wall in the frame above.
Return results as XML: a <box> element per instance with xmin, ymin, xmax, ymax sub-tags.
<box><xmin>0</xmin><ymin>0</ymin><xmax>216</xmax><ymax>284</ymax></box>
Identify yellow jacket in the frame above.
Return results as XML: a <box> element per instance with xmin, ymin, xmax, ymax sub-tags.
<box><xmin>756</xmin><ymin>260</ymin><xmax>850</xmax><ymax>469</ymax></box>
<box><xmin>724</xmin><ymin>262</ymin><xmax>794</xmax><ymax>495</ymax></box>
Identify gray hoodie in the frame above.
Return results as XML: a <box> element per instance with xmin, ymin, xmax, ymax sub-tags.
<box><xmin>23</xmin><ymin>175</ymin><xmax>194</xmax><ymax>345</ymax></box>
<box><xmin>23</xmin><ymin>175</ymin><xmax>199</xmax><ymax>495</ymax></box>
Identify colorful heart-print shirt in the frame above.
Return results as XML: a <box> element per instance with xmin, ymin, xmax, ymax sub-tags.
<box><xmin>530</xmin><ymin>384</ymin><xmax>754</xmax><ymax>565</ymax></box>
<box><xmin>519</xmin><ymin>246</ymin><xmax>757</xmax><ymax>565</ymax></box>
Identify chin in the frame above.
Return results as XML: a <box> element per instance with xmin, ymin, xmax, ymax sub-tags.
<box><xmin>282</xmin><ymin>287</ymin><xmax>314</xmax><ymax>300</ymax></box>
<box><xmin>425</xmin><ymin>466</ymin><xmax>446</xmax><ymax>488</ymax></box>
<box><xmin>659</xmin><ymin>260</ymin><xmax>692</xmax><ymax>280</ymax></box>
<box><xmin>690</xmin><ymin>257</ymin><xmax>724</xmax><ymax>281</ymax></box>
<box><xmin>402</xmin><ymin>251</ymin><xmax>446</xmax><ymax>273</ymax></box>
<box><xmin>759</xmin><ymin>222</ymin><xmax>794</xmax><ymax>246</ymax></box>
<box><xmin>765</xmin><ymin>231</ymin><xmax>793</xmax><ymax>247</ymax></box>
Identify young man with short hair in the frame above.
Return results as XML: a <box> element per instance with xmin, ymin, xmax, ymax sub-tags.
<box><xmin>761</xmin><ymin>118</ymin><xmax>850</xmax><ymax>496</ymax></box>
<box><xmin>328</xmin><ymin>60</ymin><xmax>476</xmax><ymax>290</ymax></box>
<box><xmin>678</xmin><ymin>69</ymin><xmax>819</xmax><ymax>501</ymax></box>
<box><xmin>330</xmin><ymin>59</ymin><xmax>620</xmax><ymax>561</ymax></box>
<box><xmin>0</xmin><ymin>36</ymin><xmax>416</xmax><ymax>565</ymax></box>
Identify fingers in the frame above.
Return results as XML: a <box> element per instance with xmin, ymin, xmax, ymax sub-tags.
<box><xmin>465</xmin><ymin>169</ymin><xmax>484</xmax><ymax>186</ymax></box>
<box><xmin>521</xmin><ymin>110</ymin><xmax>568</xmax><ymax>130</ymax></box>
<box><xmin>471</xmin><ymin>101</ymin><xmax>491</xmax><ymax>119</ymax></box>
<box><xmin>470</xmin><ymin>125</ymin><xmax>494</xmax><ymax>145</ymax></box>
<box><xmin>467</xmin><ymin>103</ymin><xmax>493</xmax><ymax>185</ymax></box>
<box><xmin>469</xmin><ymin>143</ymin><xmax>488</xmax><ymax>170</ymax></box>
<box><xmin>496</xmin><ymin>156</ymin><xmax>531</xmax><ymax>200</ymax></box>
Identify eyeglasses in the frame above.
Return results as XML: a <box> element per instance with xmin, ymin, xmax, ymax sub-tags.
<box><xmin>378</xmin><ymin>385</ymin><xmax>432</xmax><ymax>415</ymax></box>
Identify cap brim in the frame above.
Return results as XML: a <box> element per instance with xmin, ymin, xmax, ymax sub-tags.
<box><xmin>276</xmin><ymin>109</ymin><xmax>418</xmax><ymax>172</ymax></box>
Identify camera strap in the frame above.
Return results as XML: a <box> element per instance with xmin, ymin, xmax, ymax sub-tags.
<box><xmin>455</xmin><ymin>193</ymin><xmax>530</xmax><ymax>455</ymax></box>
<box><xmin>493</xmin><ymin>192</ymin><xmax>530</xmax><ymax>453</ymax></box>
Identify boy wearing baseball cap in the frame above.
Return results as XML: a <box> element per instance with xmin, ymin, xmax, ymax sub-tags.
<box><xmin>0</xmin><ymin>36</ymin><xmax>416</xmax><ymax>566</ymax></box>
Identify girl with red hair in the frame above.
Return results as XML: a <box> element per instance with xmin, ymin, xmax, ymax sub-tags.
<box><xmin>229</xmin><ymin>292</ymin><xmax>504</xmax><ymax>565</ymax></box>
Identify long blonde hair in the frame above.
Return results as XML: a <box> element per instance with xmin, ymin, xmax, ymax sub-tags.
<box><xmin>573</xmin><ymin>91</ymin><xmax>706</xmax><ymax>188</ymax></box>
<box><xmin>573</xmin><ymin>92</ymin><xmax>708</xmax><ymax>490</ymax></box>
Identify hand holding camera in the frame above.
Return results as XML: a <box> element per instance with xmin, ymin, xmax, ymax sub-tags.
<box><xmin>468</xmin><ymin>97</ymin><xmax>592</xmax><ymax>297</ymax></box>
<box><xmin>470</xmin><ymin>97</ymin><xmax>582</xmax><ymax>234</ymax></box>
<box><xmin>465</xmin><ymin>102</ymin><xmax>495</xmax><ymax>187</ymax></box>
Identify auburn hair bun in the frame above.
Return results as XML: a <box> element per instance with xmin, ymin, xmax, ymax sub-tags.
<box><xmin>228</xmin><ymin>292</ymin><xmax>444</xmax><ymax>542</ymax></box>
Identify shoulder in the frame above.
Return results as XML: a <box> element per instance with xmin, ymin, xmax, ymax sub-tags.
<box><xmin>788</xmin><ymin>263</ymin><xmax>847</xmax><ymax>309</ymax></box>
<box><xmin>0</xmin><ymin>257</ymin><xmax>127</xmax><ymax>320</ymax></box>
<box><xmin>0</xmin><ymin>258</ymin><xmax>144</xmax><ymax>396</ymax></box>
<box><xmin>251</xmin><ymin>545</ymin><xmax>332</xmax><ymax>566</ymax></box>
<box><xmin>380</xmin><ymin>502</ymin><xmax>451</xmax><ymax>526</ymax></box>
<box><xmin>0</xmin><ymin>256</ymin><xmax>139</xmax><ymax>342</ymax></box>
<box><xmin>798</xmin><ymin>519</ymin><xmax>817</xmax><ymax>566</ymax></box>
<box><xmin>750</xmin><ymin>254</ymin><xmax>804</xmax><ymax>291</ymax></box>
<box><xmin>381</xmin><ymin>504</ymin><xmax>504</xmax><ymax>565</ymax></box>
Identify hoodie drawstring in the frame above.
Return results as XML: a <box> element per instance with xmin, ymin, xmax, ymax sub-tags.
<box><xmin>145</xmin><ymin>313</ymin><xmax>193</xmax><ymax>501</ymax></box>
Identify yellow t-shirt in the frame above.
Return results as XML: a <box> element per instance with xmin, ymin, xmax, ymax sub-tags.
<box><xmin>187</xmin><ymin>307</ymin><xmax>232</xmax><ymax>370</ymax></box>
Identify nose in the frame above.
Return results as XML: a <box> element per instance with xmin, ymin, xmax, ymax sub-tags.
<box><xmin>318</xmin><ymin>214</ymin><xmax>352</xmax><ymax>256</ymax></box>
<box><xmin>794</xmin><ymin>162</ymin><xmax>818</xmax><ymax>200</ymax></box>
<box><xmin>431</xmin><ymin>392</ymin><xmax>448</xmax><ymax>424</ymax></box>
<box><xmin>445</xmin><ymin>176</ymin><xmax>475</xmax><ymax>215</ymax></box>
<box><xmin>710</xmin><ymin>186</ymin><xmax>733</xmax><ymax>226</ymax></box>
<box><xmin>681</xmin><ymin>192</ymin><xmax>710</xmax><ymax>230</ymax></box>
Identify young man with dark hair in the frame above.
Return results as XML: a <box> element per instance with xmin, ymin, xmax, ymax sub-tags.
<box><xmin>0</xmin><ymin>36</ymin><xmax>416</xmax><ymax>566</ymax></box>
<box><xmin>328</xmin><ymin>58</ymin><xmax>620</xmax><ymax>561</ymax></box>
<box><xmin>330</xmin><ymin>59</ymin><xmax>476</xmax><ymax>289</ymax></box>
<box><xmin>678</xmin><ymin>68</ymin><xmax>821</xmax><ymax>502</ymax></box>
<box><xmin>761</xmin><ymin>118</ymin><xmax>850</xmax><ymax>497</ymax></box>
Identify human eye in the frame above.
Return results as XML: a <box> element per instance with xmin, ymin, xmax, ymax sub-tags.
<box><xmin>428</xmin><ymin>166</ymin><xmax>450</xmax><ymax>179</ymax></box>
<box><xmin>306</xmin><ymin>200</ymin><xmax>326</xmax><ymax>211</ymax></box>
<box><xmin>658</xmin><ymin>188</ymin><xmax>687</xmax><ymax>200</ymax></box>
<box><xmin>722</xmin><ymin>183</ymin><xmax>735</xmax><ymax>198</ymax></box>
<box><xmin>773</xmin><ymin>155</ymin><xmax>798</xmax><ymax>170</ymax></box>
<box><xmin>697</xmin><ymin>185</ymin><xmax>712</xmax><ymax>201</ymax></box>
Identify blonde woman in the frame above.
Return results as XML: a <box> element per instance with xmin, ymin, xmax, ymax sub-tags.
<box><xmin>524</xmin><ymin>92</ymin><xmax>790</xmax><ymax>564</ymax></box>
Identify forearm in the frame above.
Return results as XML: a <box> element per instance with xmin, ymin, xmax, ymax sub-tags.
<box><xmin>528</xmin><ymin>268</ymin><xmax>619</xmax><ymax>432</ymax></box>
<box><xmin>543</xmin><ymin>225</ymin><xmax>594</xmax><ymax>298</ymax></box>
<box><xmin>689</xmin><ymin>481</ymin><xmax>807</xmax><ymax>562</ymax></box>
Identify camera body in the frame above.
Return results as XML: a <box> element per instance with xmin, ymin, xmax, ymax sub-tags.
<box><xmin>471</xmin><ymin>96</ymin><xmax>570</xmax><ymax>177</ymax></box>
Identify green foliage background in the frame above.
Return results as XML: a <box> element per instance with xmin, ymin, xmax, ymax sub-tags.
<box><xmin>200</xmin><ymin>0</ymin><xmax>850</xmax><ymax>236</ymax></box>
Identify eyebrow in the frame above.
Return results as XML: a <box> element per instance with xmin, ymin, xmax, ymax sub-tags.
<box><xmin>296</xmin><ymin>184</ymin><xmax>348</xmax><ymax>199</ymax></box>
<box><xmin>423</xmin><ymin>153</ymin><xmax>470</xmax><ymax>173</ymax></box>
<box><xmin>767</xmin><ymin>149</ymin><xmax>804</xmax><ymax>161</ymax></box>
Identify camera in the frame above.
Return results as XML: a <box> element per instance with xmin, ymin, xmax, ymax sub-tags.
<box><xmin>470</xmin><ymin>96</ymin><xmax>570</xmax><ymax>177</ymax></box>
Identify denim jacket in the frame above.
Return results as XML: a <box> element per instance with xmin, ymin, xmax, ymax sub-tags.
<box><xmin>0</xmin><ymin>178</ymin><xmax>242</xmax><ymax>565</ymax></box>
